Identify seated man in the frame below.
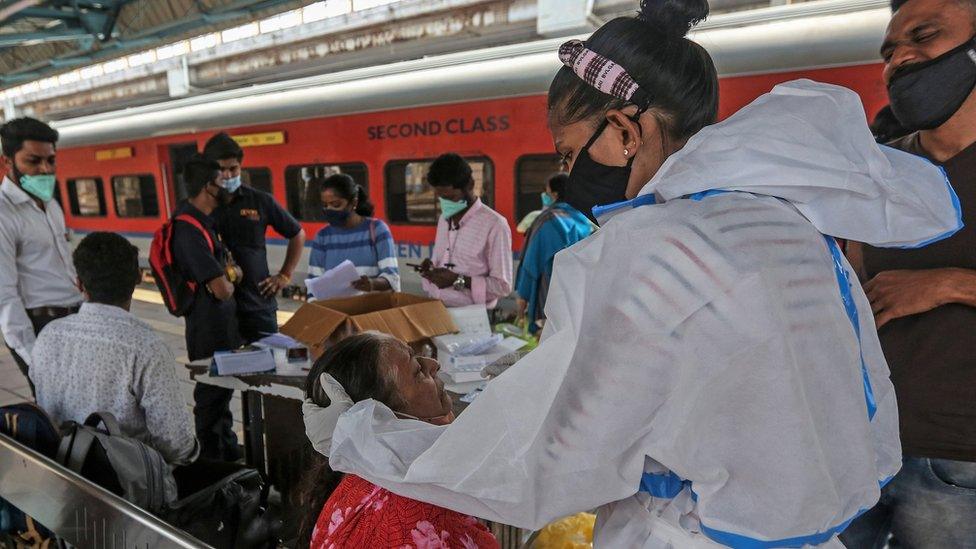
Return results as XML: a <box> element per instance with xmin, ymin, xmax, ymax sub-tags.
<box><xmin>31</xmin><ymin>232</ymin><xmax>199</xmax><ymax>465</ymax></box>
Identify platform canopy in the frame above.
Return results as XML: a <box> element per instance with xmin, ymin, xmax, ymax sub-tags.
<box><xmin>0</xmin><ymin>0</ymin><xmax>308</xmax><ymax>85</ymax></box>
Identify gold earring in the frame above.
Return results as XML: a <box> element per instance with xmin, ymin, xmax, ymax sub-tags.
<box><xmin>623</xmin><ymin>149</ymin><xmax>630</xmax><ymax>157</ymax></box>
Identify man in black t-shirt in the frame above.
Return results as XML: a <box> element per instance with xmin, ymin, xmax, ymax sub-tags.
<box><xmin>172</xmin><ymin>155</ymin><xmax>243</xmax><ymax>462</ymax></box>
<box><xmin>204</xmin><ymin>133</ymin><xmax>305</xmax><ymax>342</ymax></box>
<box><xmin>843</xmin><ymin>1</ymin><xmax>976</xmax><ymax>547</ymax></box>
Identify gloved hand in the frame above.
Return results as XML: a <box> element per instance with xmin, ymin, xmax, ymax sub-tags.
<box><xmin>302</xmin><ymin>373</ymin><xmax>354</xmax><ymax>457</ymax></box>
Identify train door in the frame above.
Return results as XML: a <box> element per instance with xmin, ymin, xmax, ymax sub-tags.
<box><xmin>158</xmin><ymin>143</ymin><xmax>198</xmax><ymax>213</ymax></box>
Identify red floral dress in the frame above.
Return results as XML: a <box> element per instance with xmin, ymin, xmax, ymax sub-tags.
<box><xmin>310</xmin><ymin>474</ymin><xmax>500</xmax><ymax>549</ymax></box>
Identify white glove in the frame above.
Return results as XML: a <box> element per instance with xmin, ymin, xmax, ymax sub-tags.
<box><xmin>302</xmin><ymin>373</ymin><xmax>354</xmax><ymax>457</ymax></box>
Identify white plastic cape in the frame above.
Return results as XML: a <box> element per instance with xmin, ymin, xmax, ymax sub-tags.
<box><xmin>327</xmin><ymin>80</ymin><xmax>962</xmax><ymax>548</ymax></box>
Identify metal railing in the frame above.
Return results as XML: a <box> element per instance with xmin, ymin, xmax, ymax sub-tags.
<box><xmin>0</xmin><ymin>433</ymin><xmax>209</xmax><ymax>549</ymax></box>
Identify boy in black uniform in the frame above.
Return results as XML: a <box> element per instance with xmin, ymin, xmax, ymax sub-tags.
<box><xmin>172</xmin><ymin>155</ymin><xmax>243</xmax><ymax>461</ymax></box>
<box><xmin>203</xmin><ymin>133</ymin><xmax>305</xmax><ymax>342</ymax></box>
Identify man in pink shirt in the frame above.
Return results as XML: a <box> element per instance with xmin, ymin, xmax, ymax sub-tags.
<box><xmin>418</xmin><ymin>154</ymin><xmax>513</xmax><ymax>308</ymax></box>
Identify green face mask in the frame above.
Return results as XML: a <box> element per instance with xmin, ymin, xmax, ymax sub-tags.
<box><xmin>540</xmin><ymin>192</ymin><xmax>555</xmax><ymax>208</ymax></box>
<box><xmin>439</xmin><ymin>197</ymin><xmax>468</xmax><ymax>220</ymax></box>
<box><xmin>20</xmin><ymin>174</ymin><xmax>57</xmax><ymax>202</ymax></box>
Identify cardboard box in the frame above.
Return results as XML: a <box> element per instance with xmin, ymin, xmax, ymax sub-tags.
<box><xmin>280</xmin><ymin>292</ymin><xmax>457</xmax><ymax>358</ymax></box>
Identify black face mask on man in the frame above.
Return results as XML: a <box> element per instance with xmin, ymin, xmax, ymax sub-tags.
<box><xmin>206</xmin><ymin>182</ymin><xmax>230</xmax><ymax>204</ymax></box>
<box><xmin>888</xmin><ymin>36</ymin><xmax>976</xmax><ymax>131</ymax></box>
<box><xmin>564</xmin><ymin>118</ymin><xmax>638</xmax><ymax>224</ymax></box>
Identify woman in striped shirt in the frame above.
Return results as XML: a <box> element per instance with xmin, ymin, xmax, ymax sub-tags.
<box><xmin>307</xmin><ymin>174</ymin><xmax>400</xmax><ymax>292</ymax></box>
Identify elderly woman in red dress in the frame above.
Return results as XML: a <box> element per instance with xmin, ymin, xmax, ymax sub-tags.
<box><xmin>297</xmin><ymin>332</ymin><xmax>499</xmax><ymax>549</ymax></box>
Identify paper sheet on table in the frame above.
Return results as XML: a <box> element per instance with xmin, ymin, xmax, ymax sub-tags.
<box><xmin>211</xmin><ymin>346</ymin><xmax>275</xmax><ymax>376</ymax></box>
<box><xmin>256</xmin><ymin>333</ymin><xmax>303</xmax><ymax>349</ymax></box>
<box><xmin>305</xmin><ymin>259</ymin><xmax>362</xmax><ymax>300</ymax></box>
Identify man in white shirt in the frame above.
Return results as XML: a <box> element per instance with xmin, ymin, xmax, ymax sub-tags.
<box><xmin>31</xmin><ymin>232</ymin><xmax>198</xmax><ymax>465</ymax></box>
<box><xmin>0</xmin><ymin>117</ymin><xmax>83</xmax><ymax>396</ymax></box>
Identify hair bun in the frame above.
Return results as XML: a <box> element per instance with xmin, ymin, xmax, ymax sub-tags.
<box><xmin>638</xmin><ymin>0</ymin><xmax>708</xmax><ymax>38</ymax></box>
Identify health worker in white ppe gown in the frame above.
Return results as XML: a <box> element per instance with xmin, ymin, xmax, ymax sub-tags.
<box><xmin>304</xmin><ymin>1</ymin><xmax>963</xmax><ymax>547</ymax></box>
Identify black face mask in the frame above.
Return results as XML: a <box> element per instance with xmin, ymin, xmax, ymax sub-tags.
<box><xmin>564</xmin><ymin>119</ymin><xmax>635</xmax><ymax>224</ymax></box>
<box><xmin>888</xmin><ymin>36</ymin><xmax>976</xmax><ymax>131</ymax></box>
<box><xmin>206</xmin><ymin>183</ymin><xmax>230</xmax><ymax>204</ymax></box>
<box><xmin>322</xmin><ymin>208</ymin><xmax>351</xmax><ymax>226</ymax></box>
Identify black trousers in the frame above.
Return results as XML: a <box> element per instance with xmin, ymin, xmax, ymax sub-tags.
<box><xmin>193</xmin><ymin>383</ymin><xmax>240</xmax><ymax>462</ymax></box>
<box><xmin>193</xmin><ymin>308</ymin><xmax>277</xmax><ymax>462</ymax></box>
<box><xmin>5</xmin><ymin>309</ymin><xmax>74</xmax><ymax>399</ymax></box>
<box><xmin>237</xmin><ymin>308</ymin><xmax>278</xmax><ymax>344</ymax></box>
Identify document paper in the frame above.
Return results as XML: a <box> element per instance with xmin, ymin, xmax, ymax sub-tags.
<box><xmin>304</xmin><ymin>259</ymin><xmax>362</xmax><ymax>300</ymax></box>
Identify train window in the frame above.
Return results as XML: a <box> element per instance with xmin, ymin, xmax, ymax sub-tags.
<box><xmin>67</xmin><ymin>178</ymin><xmax>106</xmax><ymax>217</ymax></box>
<box><xmin>284</xmin><ymin>163</ymin><xmax>368</xmax><ymax>221</ymax></box>
<box><xmin>243</xmin><ymin>167</ymin><xmax>272</xmax><ymax>194</ymax></box>
<box><xmin>515</xmin><ymin>154</ymin><xmax>565</xmax><ymax>223</ymax></box>
<box><xmin>112</xmin><ymin>175</ymin><xmax>160</xmax><ymax>218</ymax></box>
<box><xmin>385</xmin><ymin>157</ymin><xmax>494</xmax><ymax>225</ymax></box>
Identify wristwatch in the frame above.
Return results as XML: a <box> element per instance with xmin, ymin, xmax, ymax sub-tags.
<box><xmin>225</xmin><ymin>264</ymin><xmax>240</xmax><ymax>284</ymax></box>
<box><xmin>453</xmin><ymin>274</ymin><xmax>467</xmax><ymax>291</ymax></box>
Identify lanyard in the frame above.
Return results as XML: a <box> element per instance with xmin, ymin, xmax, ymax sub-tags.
<box><xmin>444</xmin><ymin>223</ymin><xmax>461</xmax><ymax>270</ymax></box>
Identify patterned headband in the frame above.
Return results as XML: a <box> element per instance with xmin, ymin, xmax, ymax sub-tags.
<box><xmin>558</xmin><ymin>39</ymin><xmax>652</xmax><ymax>109</ymax></box>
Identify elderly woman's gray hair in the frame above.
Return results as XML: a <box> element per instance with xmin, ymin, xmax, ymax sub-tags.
<box><xmin>304</xmin><ymin>331</ymin><xmax>404</xmax><ymax>409</ymax></box>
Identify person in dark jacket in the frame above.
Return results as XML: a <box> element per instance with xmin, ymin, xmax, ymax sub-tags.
<box><xmin>172</xmin><ymin>154</ymin><xmax>243</xmax><ymax>462</ymax></box>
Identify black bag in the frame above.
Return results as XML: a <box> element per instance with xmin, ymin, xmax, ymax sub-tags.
<box><xmin>0</xmin><ymin>403</ymin><xmax>61</xmax><ymax>546</ymax></box>
<box><xmin>56</xmin><ymin>412</ymin><xmax>177</xmax><ymax>514</ymax></box>
<box><xmin>0</xmin><ymin>403</ymin><xmax>60</xmax><ymax>458</ymax></box>
<box><xmin>56</xmin><ymin>413</ymin><xmax>278</xmax><ymax>548</ymax></box>
<box><xmin>168</xmin><ymin>461</ymin><xmax>279</xmax><ymax>549</ymax></box>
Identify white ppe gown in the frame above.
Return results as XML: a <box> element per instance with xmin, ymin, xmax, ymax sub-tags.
<box><xmin>327</xmin><ymin>80</ymin><xmax>962</xmax><ymax>548</ymax></box>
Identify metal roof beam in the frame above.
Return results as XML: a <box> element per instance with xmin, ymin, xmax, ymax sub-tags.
<box><xmin>0</xmin><ymin>71</ymin><xmax>42</xmax><ymax>83</ymax></box>
<box><xmin>0</xmin><ymin>28</ymin><xmax>89</xmax><ymax>46</ymax></box>
<box><xmin>0</xmin><ymin>0</ymin><xmax>43</xmax><ymax>23</ymax></box>
<box><xmin>48</xmin><ymin>55</ymin><xmax>91</xmax><ymax>67</ymax></box>
<box><xmin>1</xmin><ymin>2</ymin><xmax>124</xmax><ymax>37</ymax></box>
<box><xmin>16</xmin><ymin>6</ymin><xmax>81</xmax><ymax>19</ymax></box>
<box><xmin>72</xmin><ymin>0</ymin><xmax>127</xmax><ymax>7</ymax></box>
<box><xmin>1</xmin><ymin>0</ymin><xmax>299</xmax><ymax>82</ymax></box>
<box><xmin>100</xmin><ymin>36</ymin><xmax>156</xmax><ymax>49</ymax></box>
<box><xmin>145</xmin><ymin>0</ymin><xmax>297</xmax><ymax>35</ymax></box>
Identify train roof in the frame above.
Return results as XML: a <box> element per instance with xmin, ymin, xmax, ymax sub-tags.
<box><xmin>54</xmin><ymin>0</ymin><xmax>890</xmax><ymax>148</ymax></box>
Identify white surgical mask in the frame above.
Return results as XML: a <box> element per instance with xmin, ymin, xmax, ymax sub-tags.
<box><xmin>223</xmin><ymin>175</ymin><xmax>242</xmax><ymax>193</ymax></box>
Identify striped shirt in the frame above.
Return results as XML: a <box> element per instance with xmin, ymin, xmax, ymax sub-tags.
<box><xmin>308</xmin><ymin>218</ymin><xmax>401</xmax><ymax>291</ymax></box>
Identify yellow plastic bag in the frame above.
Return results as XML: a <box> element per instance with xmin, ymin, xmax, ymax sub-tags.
<box><xmin>531</xmin><ymin>512</ymin><xmax>595</xmax><ymax>549</ymax></box>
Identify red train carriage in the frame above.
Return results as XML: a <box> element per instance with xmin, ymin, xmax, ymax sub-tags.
<box><xmin>50</xmin><ymin>1</ymin><xmax>891</xmax><ymax>290</ymax></box>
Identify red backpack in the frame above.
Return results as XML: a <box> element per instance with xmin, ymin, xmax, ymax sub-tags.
<box><xmin>149</xmin><ymin>214</ymin><xmax>214</xmax><ymax>317</ymax></box>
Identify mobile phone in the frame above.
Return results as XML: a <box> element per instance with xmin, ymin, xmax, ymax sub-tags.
<box><xmin>407</xmin><ymin>262</ymin><xmax>424</xmax><ymax>271</ymax></box>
